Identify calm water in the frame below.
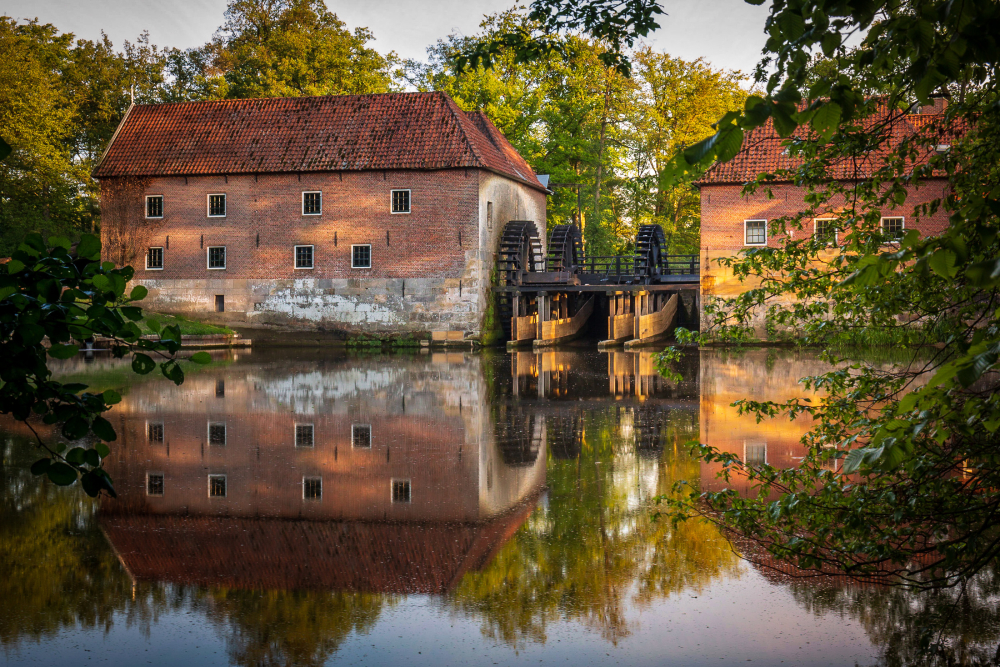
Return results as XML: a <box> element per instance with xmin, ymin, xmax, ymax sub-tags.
<box><xmin>1</xmin><ymin>347</ymin><xmax>997</xmax><ymax>666</ymax></box>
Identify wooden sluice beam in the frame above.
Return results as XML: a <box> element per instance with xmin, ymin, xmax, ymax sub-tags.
<box><xmin>624</xmin><ymin>293</ymin><xmax>678</xmax><ymax>349</ymax></box>
<box><xmin>533</xmin><ymin>295</ymin><xmax>595</xmax><ymax>348</ymax></box>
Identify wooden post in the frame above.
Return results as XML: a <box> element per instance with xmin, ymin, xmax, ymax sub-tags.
<box><xmin>537</xmin><ymin>292</ymin><xmax>549</xmax><ymax>341</ymax></box>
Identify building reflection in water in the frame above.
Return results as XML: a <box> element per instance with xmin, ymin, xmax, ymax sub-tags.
<box><xmin>101</xmin><ymin>352</ymin><xmax>546</xmax><ymax>594</ymax></box>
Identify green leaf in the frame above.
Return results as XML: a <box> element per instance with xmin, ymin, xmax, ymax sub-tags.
<box><xmin>47</xmin><ymin>463</ymin><xmax>77</xmax><ymax>486</ymax></box>
<box><xmin>30</xmin><ymin>458</ymin><xmax>51</xmax><ymax>475</ymax></box>
<box><xmin>19</xmin><ymin>324</ymin><xmax>46</xmax><ymax>346</ymax></box>
<box><xmin>130</xmin><ymin>285</ymin><xmax>148</xmax><ymax>301</ymax></box>
<box><xmin>48</xmin><ymin>236</ymin><xmax>71</xmax><ymax>250</ymax></box>
<box><xmin>65</xmin><ymin>447</ymin><xmax>86</xmax><ymax>464</ymax></box>
<box><xmin>95</xmin><ymin>443</ymin><xmax>111</xmax><ymax>458</ymax></box>
<box><xmin>147</xmin><ymin>318</ymin><xmax>161</xmax><ymax>333</ymax></box>
<box><xmin>132</xmin><ymin>353</ymin><xmax>155</xmax><ymax>375</ymax></box>
<box><xmin>47</xmin><ymin>344</ymin><xmax>79</xmax><ymax>359</ymax></box>
<box><xmin>84</xmin><ymin>449</ymin><xmax>101</xmax><ymax>467</ymax></box>
<box><xmin>63</xmin><ymin>416</ymin><xmax>89</xmax><ymax>440</ymax></box>
<box><xmin>91</xmin><ymin>274</ymin><xmax>112</xmax><ymax>292</ymax></box>
<box><xmin>0</xmin><ymin>286</ymin><xmax>14</xmax><ymax>301</ymax></box>
<box><xmin>810</xmin><ymin>102</ymin><xmax>842</xmax><ymax>141</ymax></box>
<box><xmin>121</xmin><ymin>306</ymin><xmax>143</xmax><ymax>321</ymax></box>
<box><xmin>6</xmin><ymin>259</ymin><xmax>25</xmax><ymax>274</ymax></box>
<box><xmin>103</xmin><ymin>389</ymin><xmax>122</xmax><ymax>405</ymax></box>
<box><xmin>76</xmin><ymin>235</ymin><xmax>101</xmax><ymax>260</ymax></box>
<box><xmin>0</xmin><ymin>137</ymin><xmax>11</xmax><ymax>161</ymax></box>
<box><xmin>189</xmin><ymin>351</ymin><xmax>212</xmax><ymax>364</ymax></box>
<box><xmin>929</xmin><ymin>249</ymin><xmax>958</xmax><ymax>278</ymax></box>
<box><xmin>91</xmin><ymin>416</ymin><xmax>117</xmax><ymax>442</ymax></box>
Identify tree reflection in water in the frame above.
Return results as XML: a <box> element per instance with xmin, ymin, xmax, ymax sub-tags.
<box><xmin>0</xmin><ymin>349</ymin><xmax>998</xmax><ymax>666</ymax></box>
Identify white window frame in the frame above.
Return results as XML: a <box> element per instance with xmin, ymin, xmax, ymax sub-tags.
<box><xmin>145</xmin><ymin>195</ymin><xmax>164</xmax><ymax>219</ymax></box>
<box><xmin>208</xmin><ymin>474</ymin><xmax>227</xmax><ymax>498</ymax></box>
<box><xmin>207</xmin><ymin>421</ymin><xmax>227</xmax><ymax>446</ymax></box>
<box><xmin>881</xmin><ymin>216</ymin><xmax>905</xmax><ymax>242</ymax></box>
<box><xmin>294</xmin><ymin>422</ymin><xmax>315</xmax><ymax>448</ymax></box>
<box><xmin>351</xmin><ymin>244</ymin><xmax>372</xmax><ymax>269</ymax></box>
<box><xmin>207</xmin><ymin>246</ymin><xmax>227</xmax><ymax>270</ymax></box>
<box><xmin>146</xmin><ymin>471</ymin><xmax>165</xmax><ymax>496</ymax></box>
<box><xmin>391</xmin><ymin>478</ymin><xmax>412</xmax><ymax>504</ymax></box>
<box><xmin>813</xmin><ymin>218</ymin><xmax>838</xmax><ymax>246</ymax></box>
<box><xmin>303</xmin><ymin>476</ymin><xmax>323</xmax><ymax>500</ymax></box>
<box><xmin>302</xmin><ymin>191</ymin><xmax>322</xmax><ymax>216</ymax></box>
<box><xmin>146</xmin><ymin>246</ymin><xmax>164</xmax><ymax>271</ymax></box>
<box><xmin>146</xmin><ymin>420</ymin><xmax>165</xmax><ymax>443</ymax></box>
<box><xmin>744</xmin><ymin>219</ymin><xmax>767</xmax><ymax>246</ymax></box>
<box><xmin>743</xmin><ymin>440</ymin><xmax>768</xmax><ymax>467</ymax></box>
<box><xmin>294</xmin><ymin>244</ymin><xmax>315</xmax><ymax>270</ymax></box>
<box><xmin>351</xmin><ymin>423</ymin><xmax>372</xmax><ymax>448</ymax></box>
<box><xmin>390</xmin><ymin>189</ymin><xmax>411</xmax><ymax>214</ymax></box>
<box><xmin>207</xmin><ymin>193</ymin><xmax>227</xmax><ymax>218</ymax></box>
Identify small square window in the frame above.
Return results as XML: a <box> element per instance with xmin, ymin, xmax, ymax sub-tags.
<box><xmin>351</xmin><ymin>244</ymin><xmax>371</xmax><ymax>269</ymax></box>
<box><xmin>744</xmin><ymin>441</ymin><xmax>767</xmax><ymax>467</ymax></box>
<box><xmin>146</xmin><ymin>247</ymin><xmax>164</xmax><ymax>270</ymax></box>
<box><xmin>745</xmin><ymin>219</ymin><xmax>767</xmax><ymax>246</ymax></box>
<box><xmin>208</xmin><ymin>422</ymin><xmax>226</xmax><ymax>446</ymax></box>
<box><xmin>391</xmin><ymin>479</ymin><xmax>411</xmax><ymax>503</ymax></box>
<box><xmin>814</xmin><ymin>219</ymin><xmax>837</xmax><ymax>245</ymax></box>
<box><xmin>147</xmin><ymin>422</ymin><xmax>164</xmax><ymax>443</ymax></box>
<box><xmin>295</xmin><ymin>423</ymin><xmax>314</xmax><ymax>447</ymax></box>
<box><xmin>882</xmin><ymin>217</ymin><xmax>905</xmax><ymax>241</ymax></box>
<box><xmin>208</xmin><ymin>194</ymin><xmax>226</xmax><ymax>217</ymax></box>
<box><xmin>146</xmin><ymin>195</ymin><xmax>163</xmax><ymax>218</ymax></box>
<box><xmin>295</xmin><ymin>245</ymin><xmax>314</xmax><ymax>269</ymax></box>
<box><xmin>391</xmin><ymin>189</ymin><xmax>410</xmax><ymax>214</ymax></box>
<box><xmin>208</xmin><ymin>246</ymin><xmax>226</xmax><ymax>269</ymax></box>
<box><xmin>303</xmin><ymin>476</ymin><xmax>322</xmax><ymax>500</ymax></box>
<box><xmin>352</xmin><ymin>424</ymin><xmax>371</xmax><ymax>448</ymax></box>
<box><xmin>147</xmin><ymin>472</ymin><xmax>164</xmax><ymax>496</ymax></box>
<box><xmin>208</xmin><ymin>474</ymin><xmax>227</xmax><ymax>498</ymax></box>
<box><xmin>302</xmin><ymin>191</ymin><xmax>322</xmax><ymax>215</ymax></box>
<box><xmin>215</xmin><ymin>294</ymin><xmax>225</xmax><ymax>312</ymax></box>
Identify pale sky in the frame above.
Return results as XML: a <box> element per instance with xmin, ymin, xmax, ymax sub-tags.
<box><xmin>5</xmin><ymin>0</ymin><xmax>770</xmax><ymax>76</ymax></box>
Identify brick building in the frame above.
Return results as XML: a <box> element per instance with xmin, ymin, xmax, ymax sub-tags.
<box><xmin>697</xmin><ymin>100</ymin><xmax>954</xmax><ymax>333</ymax></box>
<box><xmin>93</xmin><ymin>92</ymin><xmax>548</xmax><ymax>336</ymax></box>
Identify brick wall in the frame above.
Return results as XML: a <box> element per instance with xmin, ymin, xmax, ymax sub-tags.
<box><xmin>699</xmin><ymin>179</ymin><xmax>951</xmax><ymax>334</ymax></box>
<box><xmin>101</xmin><ymin>168</ymin><xmax>546</xmax><ymax>335</ymax></box>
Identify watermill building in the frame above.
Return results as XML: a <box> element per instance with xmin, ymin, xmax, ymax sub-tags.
<box><xmin>93</xmin><ymin>91</ymin><xmax>548</xmax><ymax>337</ymax></box>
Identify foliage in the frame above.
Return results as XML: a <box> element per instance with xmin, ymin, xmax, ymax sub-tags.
<box><xmin>0</xmin><ymin>233</ymin><xmax>209</xmax><ymax>495</ymax></box>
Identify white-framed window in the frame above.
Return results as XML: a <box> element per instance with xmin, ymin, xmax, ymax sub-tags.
<box><xmin>881</xmin><ymin>216</ymin><xmax>905</xmax><ymax>241</ymax></box>
<box><xmin>744</xmin><ymin>219</ymin><xmax>767</xmax><ymax>246</ymax></box>
<box><xmin>295</xmin><ymin>423</ymin><xmax>314</xmax><ymax>447</ymax></box>
<box><xmin>814</xmin><ymin>218</ymin><xmax>838</xmax><ymax>245</ymax></box>
<box><xmin>303</xmin><ymin>476</ymin><xmax>322</xmax><ymax>500</ymax></box>
<box><xmin>294</xmin><ymin>245</ymin><xmax>314</xmax><ymax>269</ymax></box>
<box><xmin>744</xmin><ymin>441</ymin><xmax>767</xmax><ymax>467</ymax></box>
<box><xmin>146</xmin><ymin>195</ymin><xmax>163</xmax><ymax>219</ymax></box>
<box><xmin>391</xmin><ymin>478</ymin><xmax>411</xmax><ymax>503</ymax></box>
<box><xmin>146</xmin><ymin>247</ymin><xmax>164</xmax><ymax>270</ymax></box>
<box><xmin>351</xmin><ymin>244</ymin><xmax>371</xmax><ymax>269</ymax></box>
<box><xmin>208</xmin><ymin>194</ymin><xmax>226</xmax><ymax>217</ymax></box>
<box><xmin>208</xmin><ymin>421</ymin><xmax>226</xmax><ymax>446</ymax></box>
<box><xmin>302</xmin><ymin>191</ymin><xmax>322</xmax><ymax>215</ymax></box>
<box><xmin>207</xmin><ymin>246</ymin><xmax>226</xmax><ymax>269</ymax></box>
<box><xmin>391</xmin><ymin>189</ymin><xmax>410</xmax><ymax>214</ymax></box>
<box><xmin>208</xmin><ymin>474</ymin><xmax>227</xmax><ymax>498</ymax></box>
<box><xmin>146</xmin><ymin>472</ymin><xmax>164</xmax><ymax>496</ymax></box>
<box><xmin>351</xmin><ymin>423</ymin><xmax>371</xmax><ymax>448</ymax></box>
<box><xmin>146</xmin><ymin>421</ymin><xmax>164</xmax><ymax>443</ymax></box>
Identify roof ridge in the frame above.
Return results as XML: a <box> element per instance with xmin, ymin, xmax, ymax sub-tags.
<box><xmin>441</xmin><ymin>94</ymin><xmax>488</xmax><ymax>170</ymax></box>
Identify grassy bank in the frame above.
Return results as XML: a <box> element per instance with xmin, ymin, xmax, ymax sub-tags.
<box><xmin>138</xmin><ymin>313</ymin><xmax>234</xmax><ymax>336</ymax></box>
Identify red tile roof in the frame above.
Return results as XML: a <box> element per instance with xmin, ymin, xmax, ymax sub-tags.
<box><xmin>699</xmin><ymin>103</ymin><xmax>960</xmax><ymax>185</ymax></box>
<box><xmin>93</xmin><ymin>92</ymin><xmax>546</xmax><ymax>191</ymax></box>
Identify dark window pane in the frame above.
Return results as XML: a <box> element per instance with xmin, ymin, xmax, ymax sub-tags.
<box><xmin>815</xmin><ymin>219</ymin><xmax>836</xmax><ymax>245</ymax></box>
<box><xmin>147</xmin><ymin>247</ymin><xmax>163</xmax><ymax>269</ymax></box>
<box><xmin>147</xmin><ymin>422</ymin><xmax>164</xmax><ymax>443</ymax></box>
<box><xmin>883</xmin><ymin>217</ymin><xmax>904</xmax><ymax>239</ymax></box>
<box><xmin>352</xmin><ymin>424</ymin><xmax>371</xmax><ymax>448</ymax></box>
<box><xmin>392</xmin><ymin>479</ymin><xmax>411</xmax><ymax>503</ymax></box>
<box><xmin>295</xmin><ymin>245</ymin><xmax>314</xmax><ymax>268</ymax></box>
<box><xmin>215</xmin><ymin>379</ymin><xmax>225</xmax><ymax>397</ymax></box>
<box><xmin>209</xmin><ymin>423</ymin><xmax>226</xmax><ymax>446</ymax></box>
<box><xmin>147</xmin><ymin>474</ymin><xmax>164</xmax><ymax>496</ymax></box>
<box><xmin>745</xmin><ymin>220</ymin><xmax>766</xmax><ymax>245</ymax></box>
<box><xmin>209</xmin><ymin>194</ymin><xmax>226</xmax><ymax>216</ymax></box>
<box><xmin>352</xmin><ymin>245</ymin><xmax>371</xmax><ymax>268</ymax></box>
<box><xmin>303</xmin><ymin>192</ymin><xmax>321</xmax><ymax>215</ymax></box>
<box><xmin>208</xmin><ymin>246</ymin><xmax>226</xmax><ymax>269</ymax></box>
<box><xmin>147</xmin><ymin>196</ymin><xmax>163</xmax><ymax>218</ymax></box>
<box><xmin>304</xmin><ymin>477</ymin><xmax>322</xmax><ymax>500</ymax></box>
<box><xmin>296</xmin><ymin>424</ymin><xmax>314</xmax><ymax>447</ymax></box>
<box><xmin>391</xmin><ymin>190</ymin><xmax>410</xmax><ymax>213</ymax></box>
<box><xmin>215</xmin><ymin>294</ymin><xmax>225</xmax><ymax>312</ymax></box>
<box><xmin>209</xmin><ymin>475</ymin><xmax>226</xmax><ymax>497</ymax></box>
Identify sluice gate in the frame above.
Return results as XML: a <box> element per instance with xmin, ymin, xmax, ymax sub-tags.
<box><xmin>496</xmin><ymin>221</ymin><xmax>700</xmax><ymax>348</ymax></box>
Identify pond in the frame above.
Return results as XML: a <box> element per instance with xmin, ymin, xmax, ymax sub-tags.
<box><xmin>1</xmin><ymin>347</ymin><xmax>997</xmax><ymax>666</ymax></box>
